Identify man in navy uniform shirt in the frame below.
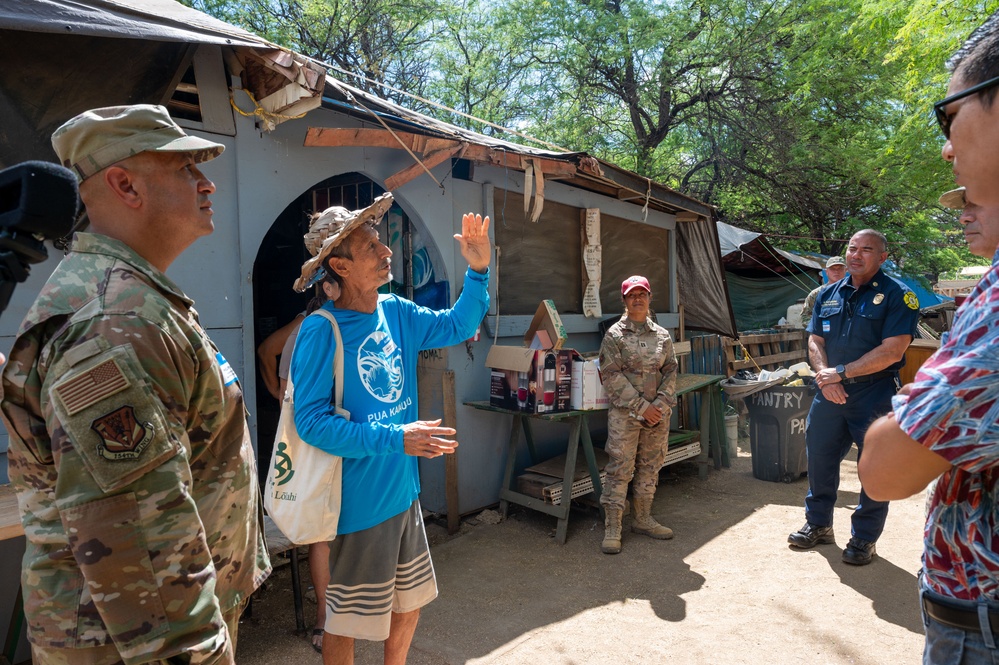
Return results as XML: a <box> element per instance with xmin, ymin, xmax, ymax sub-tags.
<box><xmin>787</xmin><ymin>229</ymin><xmax>919</xmax><ymax>565</ymax></box>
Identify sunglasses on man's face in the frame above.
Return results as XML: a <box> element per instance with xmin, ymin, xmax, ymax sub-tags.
<box><xmin>934</xmin><ymin>74</ymin><xmax>999</xmax><ymax>139</ymax></box>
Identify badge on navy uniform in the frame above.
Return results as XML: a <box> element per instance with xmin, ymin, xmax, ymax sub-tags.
<box><xmin>873</xmin><ymin>293</ymin><xmax>884</xmax><ymax>305</ymax></box>
<box><xmin>903</xmin><ymin>291</ymin><xmax>919</xmax><ymax>310</ymax></box>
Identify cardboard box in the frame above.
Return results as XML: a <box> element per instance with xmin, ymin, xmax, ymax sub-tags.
<box><xmin>524</xmin><ymin>300</ymin><xmax>568</xmax><ymax>350</ymax></box>
<box><xmin>486</xmin><ymin>300</ymin><xmax>574</xmax><ymax>413</ymax></box>
<box><xmin>487</xmin><ymin>346</ymin><xmax>534</xmax><ymax>410</ymax></box>
<box><xmin>486</xmin><ymin>346</ymin><xmax>574</xmax><ymax>414</ymax></box>
<box><xmin>570</xmin><ymin>358</ymin><xmax>609</xmax><ymax>410</ymax></box>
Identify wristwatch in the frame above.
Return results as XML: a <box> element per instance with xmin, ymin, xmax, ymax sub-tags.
<box><xmin>835</xmin><ymin>364</ymin><xmax>847</xmax><ymax>381</ymax></box>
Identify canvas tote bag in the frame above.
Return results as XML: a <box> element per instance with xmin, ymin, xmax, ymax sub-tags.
<box><xmin>264</xmin><ymin>309</ymin><xmax>348</xmax><ymax>545</ymax></box>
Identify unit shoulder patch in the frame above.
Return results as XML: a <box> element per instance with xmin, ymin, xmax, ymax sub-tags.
<box><xmin>91</xmin><ymin>405</ymin><xmax>154</xmax><ymax>461</ymax></box>
<box><xmin>50</xmin><ymin>344</ymin><xmax>180</xmax><ymax>492</ymax></box>
<box><xmin>903</xmin><ymin>291</ymin><xmax>920</xmax><ymax>310</ymax></box>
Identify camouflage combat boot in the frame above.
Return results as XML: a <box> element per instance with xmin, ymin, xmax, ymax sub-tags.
<box><xmin>631</xmin><ymin>497</ymin><xmax>673</xmax><ymax>540</ymax></box>
<box><xmin>601</xmin><ymin>507</ymin><xmax>623</xmax><ymax>554</ymax></box>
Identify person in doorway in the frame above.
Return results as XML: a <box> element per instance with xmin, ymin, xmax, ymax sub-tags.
<box><xmin>0</xmin><ymin>104</ymin><xmax>270</xmax><ymax>664</ymax></box>
<box><xmin>290</xmin><ymin>193</ymin><xmax>491</xmax><ymax>665</ymax></box>
<box><xmin>258</xmin><ymin>313</ymin><xmax>306</xmax><ymax>400</ymax></box>
<box><xmin>799</xmin><ymin>256</ymin><xmax>848</xmax><ymax>326</ymax></box>
<box><xmin>597</xmin><ymin>275</ymin><xmax>679</xmax><ymax>555</ymax></box>
<box><xmin>787</xmin><ymin>228</ymin><xmax>919</xmax><ymax>565</ymax></box>
<box><xmin>860</xmin><ymin>17</ymin><xmax>999</xmax><ymax>657</ymax></box>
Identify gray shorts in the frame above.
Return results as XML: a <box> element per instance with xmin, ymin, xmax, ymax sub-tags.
<box><xmin>324</xmin><ymin>500</ymin><xmax>438</xmax><ymax>641</ymax></box>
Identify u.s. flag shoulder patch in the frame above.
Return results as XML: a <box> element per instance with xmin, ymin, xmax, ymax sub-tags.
<box><xmin>53</xmin><ymin>358</ymin><xmax>131</xmax><ymax>416</ymax></box>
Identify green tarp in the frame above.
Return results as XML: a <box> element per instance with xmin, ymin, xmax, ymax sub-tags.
<box><xmin>725</xmin><ymin>272</ymin><xmax>820</xmax><ymax>331</ymax></box>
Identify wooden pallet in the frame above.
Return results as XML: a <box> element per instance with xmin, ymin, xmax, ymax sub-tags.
<box><xmin>517</xmin><ymin>434</ymin><xmax>701</xmax><ymax>505</ymax></box>
<box><xmin>723</xmin><ymin>330</ymin><xmax>809</xmax><ymax>377</ymax></box>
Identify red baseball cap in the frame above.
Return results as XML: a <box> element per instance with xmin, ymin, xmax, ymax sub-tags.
<box><xmin>621</xmin><ymin>275</ymin><xmax>651</xmax><ymax>295</ymax></box>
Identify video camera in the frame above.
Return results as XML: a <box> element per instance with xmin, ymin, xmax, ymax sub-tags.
<box><xmin>0</xmin><ymin>161</ymin><xmax>80</xmax><ymax>316</ymax></box>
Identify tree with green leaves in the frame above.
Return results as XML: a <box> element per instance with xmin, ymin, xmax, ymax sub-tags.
<box><xmin>185</xmin><ymin>0</ymin><xmax>999</xmax><ymax>279</ymax></box>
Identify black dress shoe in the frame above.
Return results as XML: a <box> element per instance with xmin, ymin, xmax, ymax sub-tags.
<box><xmin>842</xmin><ymin>537</ymin><xmax>877</xmax><ymax>565</ymax></box>
<box><xmin>788</xmin><ymin>522</ymin><xmax>835</xmax><ymax>549</ymax></box>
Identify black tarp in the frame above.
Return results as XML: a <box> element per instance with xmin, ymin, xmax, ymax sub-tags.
<box><xmin>678</xmin><ymin>216</ymin><xmax>738</xmax><ymax>337</ymax></box>
<box><xmin>0</xmin><ymin>0</ymin><xmax>265</xmax><ymax>46</ymax></box>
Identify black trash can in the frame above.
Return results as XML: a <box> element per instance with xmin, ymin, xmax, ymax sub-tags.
<box><xmin>746</xmin><ymin>384</ymin><xmax>811</xmax><ymax>483</ymax></box>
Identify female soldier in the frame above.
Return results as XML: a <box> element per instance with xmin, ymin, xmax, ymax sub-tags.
<box><xmin>598</xmin><ymin>276</ymin><xmax>679</xmax><ymax>554</ymax></box>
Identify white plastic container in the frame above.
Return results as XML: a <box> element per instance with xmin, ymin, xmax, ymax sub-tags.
<box><xmin>786</xmin><ymin>302</ymin><xmax>805</xmax><ymax>328</ymax></box>
<box><xmin>725</xmin><ymin>414</ymin><xmax>739</xmax><ymax>457</ymax></box>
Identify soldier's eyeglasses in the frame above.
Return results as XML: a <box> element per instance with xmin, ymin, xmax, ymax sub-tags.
<box><xmin>934</xmin><ymin>74</ymin><xmax>999</xmax><ymax>139</ymax></box>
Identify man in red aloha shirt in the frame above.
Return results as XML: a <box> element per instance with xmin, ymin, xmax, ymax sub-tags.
<box><xmin>860</xmin><ymin>12</ymin><xmax>999</xmax><ymax>663</ymax></box>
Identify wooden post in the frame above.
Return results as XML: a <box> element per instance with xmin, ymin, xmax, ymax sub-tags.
<box><xmin>443</xmin><ymin>370</ymin><xmax>460</xmax><ymax>534</ymax></box>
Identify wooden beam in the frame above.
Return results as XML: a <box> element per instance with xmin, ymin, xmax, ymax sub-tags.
<box><xmin>305</xmin><ymin>126</ymin><xmax>422</xmax><ymax>150</ymax></box>
<box><xmin>616</xmin><ymin>188</ymin><xmax>645</xmax><ymax>201</ymax></box>
<box><xmin>460</xmin><ymin>144</ymin><xmax>577</xmax><ymax>177</ymax></box>
<box><xmin>305</xmin><ymin>127</ymin><xmax>579</xmax><ymax>180</ymax></box>
<box><xmin>443</xmin><ymin>370</ymin><xmax>460</xmax><ymax>534</ymax></box>
<box><xmin>383</xmin><ymin>142</ymin><xmax>466</xmax><ymax>191</ymax></box>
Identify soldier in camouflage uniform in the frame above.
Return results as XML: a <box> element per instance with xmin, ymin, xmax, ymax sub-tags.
<box><xmin>597</xmin><ymin>275</ymin><xmax>678</xmax><ymax>554</ymax></box>
<box><xmin>799</xmin><ymin>256</ymin><xmax>847</xmax><ymax>327</ymax></box>
<box><xmin>0</xmin><ymin>105</ymin><xmax>270</xmax><ymax>664</ymax></box>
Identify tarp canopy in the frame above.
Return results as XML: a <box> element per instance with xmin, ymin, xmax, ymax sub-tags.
<box><xmin>718</xmin><ymin>220</ymin><xmax>824</xmax><ymax>277</ymax></box>
<box><xmin>0</xmin><ymin>0</ymin><xmax>267</xmax><ymax>46</ymax></box>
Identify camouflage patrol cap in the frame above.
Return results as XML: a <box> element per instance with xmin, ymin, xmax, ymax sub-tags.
<box><xmin>294</xmin><ymin>192</ymin><xmax>394</xmax><ymax>293</ymax></box>
<box><xmin>939</xmin><ymin>187</ymin><xmax>966</xmax><ymax>210</ymax></box>
<box><xmin>825</xmin><ymin>256</ymin><xmax>846</xmax><ymax>268</ymax></box>
<box><xmin>51</xmin><ymin>104</ymin><xmax>225</xmax><ymax>182</ymax></box>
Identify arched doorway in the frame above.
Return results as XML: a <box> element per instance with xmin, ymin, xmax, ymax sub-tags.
<box><xmin>251</xmin><ymin>173</ymin><xmax>449</xmax><ymax>486</ymax></box>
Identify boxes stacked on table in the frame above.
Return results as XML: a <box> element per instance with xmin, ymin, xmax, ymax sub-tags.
<box><xmin>487</xmin><ymin>300</ymin><xmax>584</xmax><ymax>414</ymax></box>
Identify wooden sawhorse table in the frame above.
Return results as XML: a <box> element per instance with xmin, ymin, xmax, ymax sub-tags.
<box><xmin>465</xmin><ymin>402</ymin><xmax>602</xmax><ymax>544</ymax></box>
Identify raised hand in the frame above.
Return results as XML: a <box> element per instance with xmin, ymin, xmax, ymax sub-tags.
<box><xmin>454</xmin><ymin>213</ymin><xmax>492</xmax><ymax>274</ymax></box>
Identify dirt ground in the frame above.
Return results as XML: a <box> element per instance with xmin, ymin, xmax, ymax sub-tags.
<box><xmin>236</xmin><ymin>444</ymin><xmax>926</xmax><ymax>665</ymax></box>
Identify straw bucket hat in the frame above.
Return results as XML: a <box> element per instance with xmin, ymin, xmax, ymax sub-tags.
<box><xmin>293</xmin><ymin>192</ymin><xmax>394</xmax><ymax>292</ymax></box>
<box><xmin>939</xmin><ymin>187</ymin><xmax>966</xmax><ymax>210</ymax></box>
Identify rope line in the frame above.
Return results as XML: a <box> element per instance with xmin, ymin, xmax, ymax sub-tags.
<box><xmin>324</xmin><ymin>78</ymin><xmax>445</xmax><ymax>190</ymax></box>
<box><xmin>308</xmin><ymin>56</ymin><xmax>570</xmax><ymax>153</ymax></box>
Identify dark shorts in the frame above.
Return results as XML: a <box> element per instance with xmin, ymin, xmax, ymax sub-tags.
<box><xmin>324</xmin><ymin>500</ymin><xmax>437</xmax><ymax>641</ymax></box>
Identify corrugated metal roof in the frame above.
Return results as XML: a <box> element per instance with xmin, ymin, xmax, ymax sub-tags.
<box><xmin>0</xmin><ymin>0</ymin><xmax>267</xmax><ymax>46</ymax></box>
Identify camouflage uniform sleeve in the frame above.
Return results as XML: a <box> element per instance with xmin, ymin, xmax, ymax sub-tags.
<box><xmin>599</xmin><ymin>325</ymin><xmax>646</xmax><ymax>412</ymax></box>
<box><xmin>40</xmin><ymin>317</ymin><xmax>233</xmax><ymax>665</ymax></box>
<box><xmin>801</xmin><ymin>287</ymin><xmax>818</xmax><ymax>327</ymax></box>
<box><xmin>651</xmin><ymin>329</ymin><xmax>678</xmax><ymax>413</ymax></box>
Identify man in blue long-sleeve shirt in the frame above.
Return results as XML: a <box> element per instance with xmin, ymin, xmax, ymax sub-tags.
<box><xmin>290</xmin><ymin>192</ymin><xmax>491</xmax><ymax>665</ymax></box>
